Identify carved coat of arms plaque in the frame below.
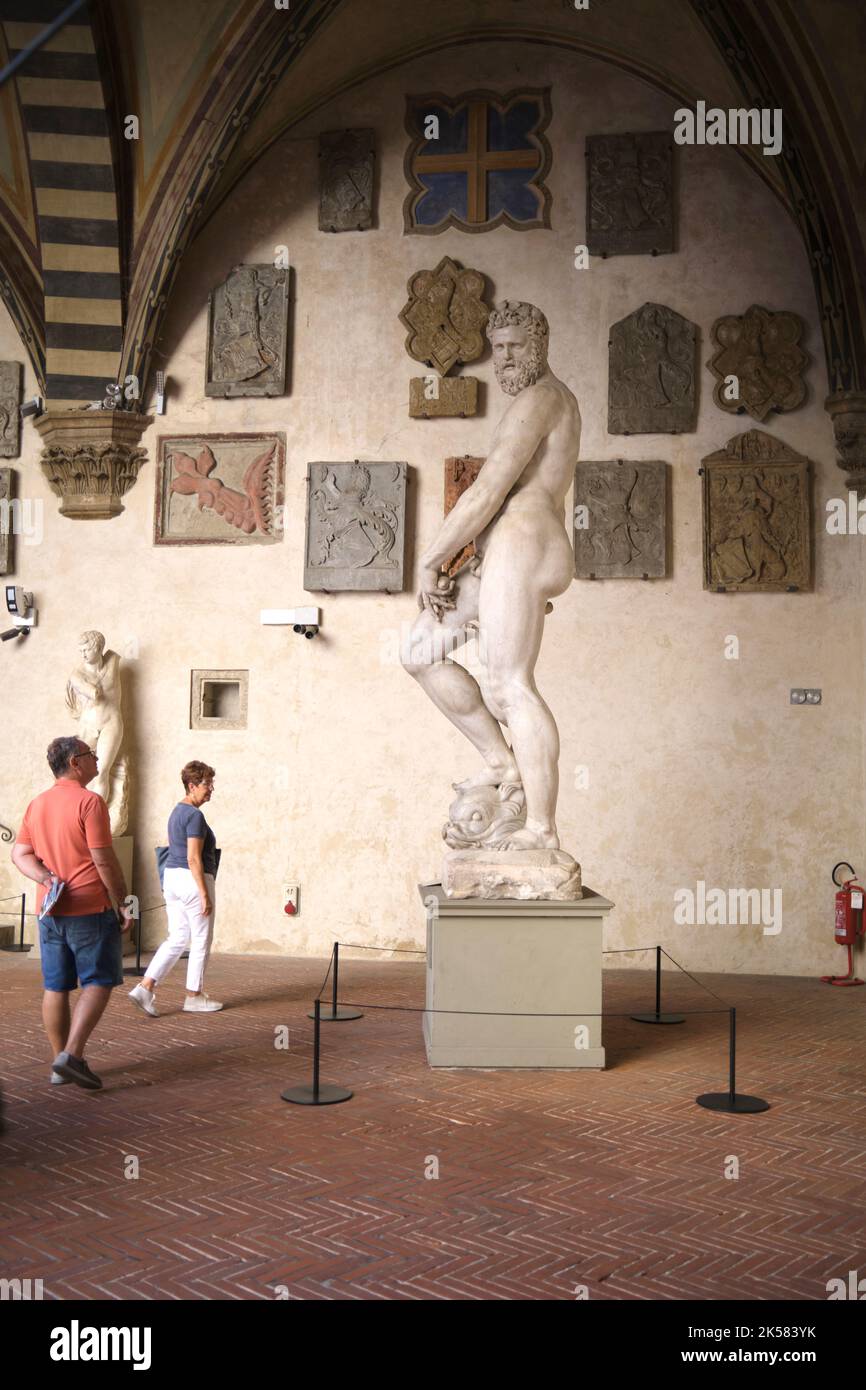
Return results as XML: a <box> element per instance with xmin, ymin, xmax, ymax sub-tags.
<box><xmin>586</xmin><ymin>132</ymin><xmax>673</xmax><ymax>257</ymax></box>
<box><xmin>155</xmin><ymin>433</ymin><xmax>285</xmax><ymax>545</ymax></box>
<box><xmin>206</xmin><ymin>265</ymin><xmax>289</xmax><ymax>397</ymax></box>
<box><xmin>0</xmin><ymin>362</ymin><xmax>22</xmax><ymax>458</ymax></box>
<box><xmin>702</xmin><ymin>430</ymin><xmax>811</xmax><ymax>592</ymax></box>
<box><xmin>574</xmin><ymin>460</ymin><xmax>667</xmax><ymax>579</ymax></box>
<box><xmin>609</xmin><ymin>303</ymin><xmax>696</xmax><ymax>434</ymax></box>
<box><xmin>399</xmin><ymin>257</ymin><xmax>490</xmax><ymax>375</ymax></box>
<box><xmin>707</xmin><ymin>304</ymin><xmax>808</xmax><ymax>422</ymax></box>
<box><xmin>0</xmin><ymin>466</ymin><xmax>13</xmax><ymax>574</ymax></box>
<box><xmin>304</xmin><ymin>462</ymin><xmax>407</xmax><ymax>592</ymax></box>
<box><xmin>319</xmin><ymin>128</ymin><xmax>374</xmax><ymax>232</ymax></box>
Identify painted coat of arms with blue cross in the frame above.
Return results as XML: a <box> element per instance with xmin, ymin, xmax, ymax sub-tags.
<box><xmin>403</xmin><ymin>88</ymin><xmax>552</xmax><ymax>235</ymax></box>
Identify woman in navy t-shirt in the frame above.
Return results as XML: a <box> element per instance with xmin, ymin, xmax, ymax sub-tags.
<box><xmin>128</xmin><ymin>760</ymin><xmax>222</xmax><ymax>1017</ymax></box>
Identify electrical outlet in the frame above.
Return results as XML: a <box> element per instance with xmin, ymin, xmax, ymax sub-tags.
<box><xmin>790</xmin><ymin>688</ymin><xmax>822</xmax><ymax>705</ymax></box>
<box><xmin>283</xmin><ymin>883</ymin><xmax>299</xmax><ymax>917</ymax></box>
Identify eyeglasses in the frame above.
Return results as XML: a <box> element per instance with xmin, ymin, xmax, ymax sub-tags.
<box><xmin>75</xmin><ymin>748</ymin><xmax>98</xmax><ymax>761</ymax></box>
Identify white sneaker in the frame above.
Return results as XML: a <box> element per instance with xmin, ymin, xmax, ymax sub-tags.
<box><xmin>128</xmin><ymin>984</ymin><xmax>159</xmax><ymax>1017</ymax></box>
<box><xmin>183</xmin><ymin>993</ymin><xmax>223</xmax><ymax>1013</ymax></box>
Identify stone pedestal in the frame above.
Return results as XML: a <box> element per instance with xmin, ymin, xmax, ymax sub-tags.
<box><xmin>420</xmin><ymin>883</ymin><xmax>613</xmax><ymax>1068</ymax></box>
<box><xmin>113</xmin><ymin>834</ymin><xmax>135</xmax><ymax>956</ymax></box>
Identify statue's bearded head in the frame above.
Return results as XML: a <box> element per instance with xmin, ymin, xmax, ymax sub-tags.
<box><xmin>486</xmin><ymin>300</ymin><xmax>549</xmax><ymax>396</ymax></box>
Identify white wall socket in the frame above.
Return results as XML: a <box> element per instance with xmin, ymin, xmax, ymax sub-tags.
<box><xmin>284</xmin><ymin>883</ymin><xmax>299</xmax><ymax>915</ymax></box>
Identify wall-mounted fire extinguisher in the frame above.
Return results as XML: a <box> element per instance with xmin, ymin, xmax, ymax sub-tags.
<box><xmin>821</xmin><ymin>862</ymin><xmax>865</xmax><ymax>986</ymax></box>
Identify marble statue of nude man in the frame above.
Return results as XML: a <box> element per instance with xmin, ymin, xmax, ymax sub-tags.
<box><xmin>65</xmin><ymin>631</ymin><xmax>124</xmax><ymax>811</ymax></box>
<box><xmin>402</xmin><ymin>300</ymin><xmax>580</xmax><ymax>853</ymax></box>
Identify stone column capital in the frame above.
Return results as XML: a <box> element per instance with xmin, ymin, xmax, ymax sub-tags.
<box><xmin>825</xmin><ymin>391</ymin><xmax>866</xmax><ymax>496</ymax></box>
<box><xmin>35</xmin><ymin>408</ymin><xmax>153</xmax><ymax>520</ymax></box>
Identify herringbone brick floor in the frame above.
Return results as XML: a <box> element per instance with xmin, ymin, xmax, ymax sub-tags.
<box><xmin>0</xmin><ymin>950</ymin><xmax>864</xmax><ymax>1301</ymax></box>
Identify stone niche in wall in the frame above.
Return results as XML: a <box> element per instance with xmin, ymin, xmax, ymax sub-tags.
<box><xmin>190</xmin><ymin>670</ymin><xmax>249</xmax><ymax>731</ymax></box>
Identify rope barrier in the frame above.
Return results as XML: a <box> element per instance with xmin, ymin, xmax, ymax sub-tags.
<box><xmin>283</xmin><ymin>936</ymin><xmax>768</xmax><ymax>1114</ymax></box>
<box><xmin>316</xmin><ymin>998</ymin><xmax>729</xmax><ymax>1019</ymax></box>
<box><xmin>660</xmin><ymin>946</ymin><xmax>728</xmax><ymax>1006</ymax></box>
<box><xmin>333</xmin><ymin>941</ymin><xmax>427</xmax><ymax>954</ymax></box>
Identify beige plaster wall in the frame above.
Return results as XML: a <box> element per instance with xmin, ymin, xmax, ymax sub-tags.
<box><xmin>1</xmin><ymin>41</ymin><xmax>863</xmax><ymax>980</ymax></box>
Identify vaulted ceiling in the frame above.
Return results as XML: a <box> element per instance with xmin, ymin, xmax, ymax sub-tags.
<box><xmin>0</xmin><ymin>0</ymin><xmax>863</xmax><ymax>408</ymax></box>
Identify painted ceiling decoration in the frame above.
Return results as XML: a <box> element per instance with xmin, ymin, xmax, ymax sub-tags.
<box><xmin>119</xmin><ymin>0</ymin><xmax>344</xmax><ymax>400</ymax></box>
<box><xmin>689</xmin><ymin>0</ymin><xmax>865</xmax><ymax>398</ymax></box>
<box><xmin>1</xmin><ymin>0</ymin><xmax>123</xmax><ymax>407</ymax></box>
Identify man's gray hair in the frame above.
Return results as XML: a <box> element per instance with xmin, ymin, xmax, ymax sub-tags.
<box><xmin>486</xmin><ymin>300</ymin><xmax>549</xmax><ymax>344</ymax></box>
<box><xmin>47</xmin><ymin>736</ymin><xmax>83</xmax><ymax>777</ymax></box>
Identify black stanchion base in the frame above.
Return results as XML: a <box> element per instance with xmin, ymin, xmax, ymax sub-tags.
<box><xmin>124</xmin><ymin>965</ymin><xmax>146</xmax><ymax>977</ymax></box>
<box><xmin>1</xmin><ymin>943</ymin><xmax>32</xmax><ymax>953</ymax></box>
<box><xmin>631</xmin><ymin>1011</ymin><xmax>685</xmax><ymax>1024</ymax></box>
<box><xmin>281</xmin><ymin>1083</ymin><xmax>353</xmax><ymax>1105</ymax></box>
<box><xmin>307</xmin><ymin>1006</ymin><xmax>363</xmax><ymax>1021</ymax></box>
<box><xmin>696</xmin><ymin>1091</ymin><xmax>770</xmax><ymax>1113</ymax></box>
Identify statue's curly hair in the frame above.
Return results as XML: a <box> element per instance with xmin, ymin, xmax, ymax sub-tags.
<box><xmin>485</xmin><ymin>300</ymin><xmax>549</xmax><ymax>344</ymax></box>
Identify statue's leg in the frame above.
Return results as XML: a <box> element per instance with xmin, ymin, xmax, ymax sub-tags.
<box><xmin>479</xmin><ymin>521</ymin><xmax>574</xmax><ymax>848</ymax></box>
<box><xmin>93</xmin><ymin>721</ymin><xmax>122</xmax><ymax>807</ymax></box>
<box><xmin>402</xmin><ymin>570</ymin><xmax>518</xmax><ymax>785</ymax></box>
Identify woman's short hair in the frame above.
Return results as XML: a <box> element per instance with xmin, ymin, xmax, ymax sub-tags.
<box><xmin>181</xmin><ymin>760</ymin><xmax>215</xmax><ymax>791</ymax></box>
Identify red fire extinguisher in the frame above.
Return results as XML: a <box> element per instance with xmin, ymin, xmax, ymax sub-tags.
<box><xmin>821</xmin><ymin>862</ymin><xmax>865</xmax><ymax>986</ymax></box>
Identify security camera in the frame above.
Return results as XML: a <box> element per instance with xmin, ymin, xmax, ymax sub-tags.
<box><xmin>1</xmin><ymin>626</ymin><xmax>28</xmax><ymax>642</ymax></box>
<box><xmin>260</xmin><ymin>606</ymin><xmax>322</xmax><ymax>638</ymax></box>
<box><xmin>20</xmin><ymin>396</ymin><xmax>43</xmax><ymax>419</ymax></box>
<box><xmin>5</xmin><ymin>585</ymin><xmax>35</xmax><ymax>629</ymax></box>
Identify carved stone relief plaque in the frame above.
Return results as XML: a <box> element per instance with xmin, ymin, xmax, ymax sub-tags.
<box><xmin>0</xmin><ymin>466</ymin><xmax>12</xmax><ymax>574</ymax></box>
<box><xmin>304</xmin><ymin>461</ymin><xmax>407</xmax><ymax>591</ymax></box>
<box><xmin>609</xmin><ymin>303</ymin><xmax>696</xmax><ymax>434</ymax></box>
<box><xmin>0</xmin><ymin>362</ymin><xmax>21</xmax><ymax>458</ymax></box>
<box><xmin>206</xmin><ymin>265</ymin><xmax>289</xmax><ymax>397</ymax></box>
<box><xmin>707</xmin><ymin>305</ymin><xmax>808</xmax><ymax>421</ymax></box>
<box><xmin>409</xmin><ymin>377</ymin><xmax>478</xmax><ymax>418</ymax></box>
<box><xmin>399</xmin><ymin>257</ymin><xmax>490</xmax><ymax>375</ymax></box>
<box><xmin>444</xmin><ymin>455</ymin><xmax>484</xmax><ymax>576</ymax></box>
<box><xmin>702</xmin><ymin>430</ymin><xmax>811</xmax><ymax>592</ymax></box>
<box><xmin>586</xmin><ymin>132</ymin><xmax>673</xmax><ymax>257</ymax></box>
<box><xmin>319</xmin><ymin>128</ymin><xmax>374</xmax><ymax>232</ymax></box>
<box><xmin>573</xmin><ymin>460</ymin><xmax>667</xmax><ymax>578</ymax></box>
<box><xmin>155</xmin><ymin>433</ymin><xmax>285</xmax><ymax>545</ymax></box>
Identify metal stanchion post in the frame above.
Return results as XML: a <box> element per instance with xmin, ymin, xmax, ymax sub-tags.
<box><xmin>697</xmin><ymin>1007</ymin><xmax>770</xmax><ymax>1113</ymax></box>
<box><xmin>282</xmin><ymin>997</ymin><xmax>353</xmax><ymax>1106</ymax></box>
<box><xmin>632</xmin><ymin>944</ymin><xmax>684</xmax><ymax>1023</ymax></box>
<box><xmin>308</xmin><ymin>941</ymin><xmax>363</xmax><ymax>1021</ymax></box>
<box><xmin>2</xmin><ymin>892</ymin><xmax>32</xmax><ymax>953</ymax></box>
<box><xmin>124</xmin><ymin>907</ymin><xmax>146</xmax><ymax>978</ymax></box>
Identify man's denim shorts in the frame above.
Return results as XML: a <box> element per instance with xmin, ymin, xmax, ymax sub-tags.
<box><xmin>39</xmin><ymin>910</ymin><xmax>123</xmax><ymax>991</ymax></box>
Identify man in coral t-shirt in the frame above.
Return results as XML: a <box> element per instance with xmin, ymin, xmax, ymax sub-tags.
<box><xmin>12</xmin><ymin>736</ymin><xmax>135</xmax><ymax>1091</ymax></box>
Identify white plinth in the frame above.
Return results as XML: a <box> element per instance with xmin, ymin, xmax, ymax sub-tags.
<box><xmin>113</xmin><ymin>835</ymin><xmax>135</xmax><ymax>955</ymax></box>
<box><xmin>420</xmin><ymin>883</ymin><xmax>614</xmax><ymax>1069</ymax></box>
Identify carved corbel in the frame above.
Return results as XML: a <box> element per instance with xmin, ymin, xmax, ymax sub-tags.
<box><xmin>35</xmin><ymin>409</ymin><xmax>153</xmax><ymax>520</ymax></box>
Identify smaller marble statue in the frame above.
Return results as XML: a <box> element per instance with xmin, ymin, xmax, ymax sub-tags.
<box><xmin>65</xmin><ymin>630</ymin><xmax>129</xmax><ymax>835</ymax></box>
